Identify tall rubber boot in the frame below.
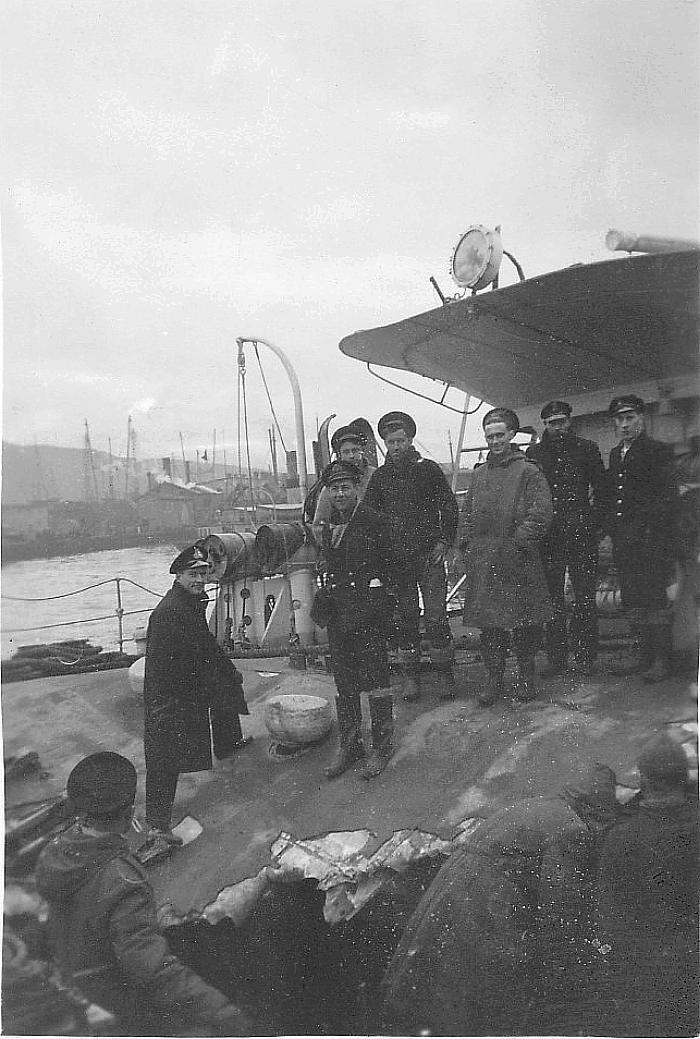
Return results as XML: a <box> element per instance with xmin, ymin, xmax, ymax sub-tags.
<box><xmin>479</xmin><ymin>630</ymin><xmax>507</xmax><ymax>706</ymax></box>
<box><xmin>430</xmin><ymin>644</ymin><xmax>457</xmax><ymax>700</ymax></box>
<box><xmin>361</xmin><ymin>690</ymin><xmax>394</xmax><ymax>779</ymax></box>
<box><xmin>325</xmin><ymin>695</ymin><xmax>364</xmax><ymax>778</ymax></box>
<box><xmin>642</xmin><ymin>624</ymin><xmax>673</xmax><ymax>683</ymax></box>
<box><xmin>513</xmin><ymin>626</ymin><xmax>540</xmax><ymax>702</ymax></box>
<box><xmin>398</xmin><ymin>647</ymin><xmax>421</xmax><ymax>702</ymax></box>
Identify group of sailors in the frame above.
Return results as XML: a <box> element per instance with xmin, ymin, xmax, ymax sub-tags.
<box><xmin>26</xmin><ymin>393</ymin><xmax>697</xmax><ymax>1036</ymax></box>
<box><xmin>310</xmin><ymin>394</ymin><xmax>686</xmax><ymax>777</ymax></box>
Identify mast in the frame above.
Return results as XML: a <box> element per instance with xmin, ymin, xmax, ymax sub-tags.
<box><xmin>124</xmin><ymin>415</ymin><xmax>132</xmax><ymax>499</ymax></box>
<box><xmin>212</xmin><ymin>429</ymin><xmax>217</xmax><ymax>475</ymax></box>
<box><xmin>179</xmin><ymin>432</ymin><xmax>187</xmax><ymax>481</ymax></box>
<box><xmin>83</xmin><ymin>420</ymin><xmax>100</xmax><ymax>503</ymax></box>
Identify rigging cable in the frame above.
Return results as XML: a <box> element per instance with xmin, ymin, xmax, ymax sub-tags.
<box><xmin>253</xmin><ymin>342</ymin><xmax>289</xmax><ymax>454</ymax></box>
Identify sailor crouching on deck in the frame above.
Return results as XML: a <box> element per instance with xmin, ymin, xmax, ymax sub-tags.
<box><xmin>35</xmin><ymin>753</ymin><xmax>254</xmax><ymax>1036</ymax></box>
<box><xmin>312</xmin><ymin>460</ymin><xmax>397</xmax><ymax>780</ymax></box>
<box><xmin>142</xmin><ymin>545</ymin><xmax>250</xmax><ymax>860</ymax></box>
<box><xmin>363</xmin><ymin>411</ymin><xmax>459</xmax><ymax>702</ymax></box>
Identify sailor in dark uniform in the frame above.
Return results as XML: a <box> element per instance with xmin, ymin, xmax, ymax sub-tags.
<box><xmin>313</xmin><ymin>460</ymin><xmax>397</xmax><ymax>780</ymax></box>
<box><xmin>527</xmin><ymin>401</ymin><xmax>607</xmax><ymax>675</ymax></box>
<box><xmin>606</xmin><ymin>395</ymin><xmax>679</xmax><ymax>681</ymax></box>
<box><xmin>363</xmin><ymin>412</ymin><xmax>459</xmax><ymax>702</ymax></box>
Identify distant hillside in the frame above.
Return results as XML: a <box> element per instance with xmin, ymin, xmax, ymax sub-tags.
<box><xmin>1</xmin><ymin>441</ymin><xmax>150</xmax><ymax>504</ymax></box>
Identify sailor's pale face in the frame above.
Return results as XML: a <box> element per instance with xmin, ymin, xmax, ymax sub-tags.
<box><xmin>176</xmin><ymin>567</ymin><xmax>209</xmax><ymax>596</ymax></box>
<box><xmin>339</xmin><ymin>441</ymin><xmax>364</xmax><ymax>466</ymax></box>
<box><xmin>385</xmin><ymin>429</ymin><xmax>412</xmax><ymax>459</ymax></box>
<box><xmin>329</xmin><ymin>479</ymin><xmax>358</xmax><ymax>514</ymax></box>
<box><xmin>484</xmin><ymin>421</ymin><xmax>515</xmax><ymax>457</ymax></box>
<box><xmin>614</xmin><ymin>409</ymin><xmax>644</xmax><ymax>445</ymax></box>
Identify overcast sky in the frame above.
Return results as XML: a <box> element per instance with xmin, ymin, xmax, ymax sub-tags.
<box><xmin>2</xmin><ymin>0</ymin><xmax>698</xmax><ymax>470</ymax></box>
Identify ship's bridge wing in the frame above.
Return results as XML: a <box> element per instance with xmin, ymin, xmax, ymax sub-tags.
<box><xmin>339</xmin><ymin>250</ymin><xmax>699</xmax><ymax>407</ymax></box>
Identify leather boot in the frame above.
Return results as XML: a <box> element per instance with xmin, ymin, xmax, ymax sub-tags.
<box><xmin>642</xmin><ymin>625</ymin><xmax>673</xmax><ymax>683</ymax></box>
<box><xmin>479</xmin><ymin>630</ymin><xmax>507</xmax><ymax>706</ymax></box>
<box><xmin>325</xmin><ymin>695</ymin><xmax>364</xmax><ymax>778</ymax></box>
<box><xmin>361</xmin><ymin>691</ymin><xmax>394</xmax><ymax>779</ymax></box>
<box><xmin>399</xmin><ymin>647</ymin><xmax>421</xmax><ymax>702</ymax></box>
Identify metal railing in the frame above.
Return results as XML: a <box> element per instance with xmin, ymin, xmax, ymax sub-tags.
<box><xmin>2</xmin><ymin>578</ymin><xmax>176</xmax><ymax>653</ymax></box>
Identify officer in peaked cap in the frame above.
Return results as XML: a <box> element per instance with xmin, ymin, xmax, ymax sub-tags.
<box><xmin>364</xmin><ymin>410</ymin><xmax>459</xmax><ymax>703</ymax></box>
<box><xmin>169</xmin><ymin>543</ymin><xmax>209</xmax><ymax>575</ymax></box>
<box><xmin>314</xmin><ymin>454</ymin><xmax>397</xmax><ymax>781</ymax></box>
<box><xmin>527</xmin><ymin>399</ymin><xmax>607</xmax><ymax>677</ymax></box>
<box><xmin>143</xmin><ymin>542</ymin><xmax>250</xmax><ymax>858</ymax></box>
<box><xmin>311</xmin><ymin>421</ymin><xmax>378</xmax><ymax>547</ymax></box>
<box><xmin>606</xmin><ymin>392</ymin><xmax>679</xmax><ymax>682</ymax></box>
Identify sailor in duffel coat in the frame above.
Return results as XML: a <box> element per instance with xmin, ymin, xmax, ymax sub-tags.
<box><xmin>312</xmin><ymin>460</ymin><xmax>397</xmax><ymax>780</ymax></box>
<box><xmin>527</xmin><ymin>401</ymin><xmax>607</xmax><ymax>676</ymax></box>
<box><xmin>606</xmin><ymin>395</ymin><xmax>679</xmax><ymax>682</ymax></box>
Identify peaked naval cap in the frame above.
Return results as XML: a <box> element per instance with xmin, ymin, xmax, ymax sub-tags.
<box><xmin>377</xmin><ymin>411</ymin><xmax>416</xmax><ymax>440</ymax></box>
<box><xmin>609</xmin><ymin>394</ymin><xmax>645</xmax><ymax>416</ymax></box>
<box><xmin>541</xmin><ymin>400</ymin><xmax>572</xmax><ymax>420</ymax></box>
<box><xmin>170</xmin><ymin>544</ymin><xmax>209</xmax><ymax>575</ymax></box>
<box><xmin>330</xmin><ymin>423</ymin><xmax>368</xmax><ymax>455</ymax></box>
<box><xmin>321</xmin><ymin>460</ymin><xmax>363</xmax><ymax>486</ymax></box>
<box><xmin>67</xmin><ymin>752</ymin><xmax>137</xmax><ymax>815</ymax></box>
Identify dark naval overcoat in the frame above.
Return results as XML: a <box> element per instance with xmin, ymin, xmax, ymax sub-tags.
<box><xmin>607</xmin><ymin>432</ymin><xmax>679</xmax><ymax>611</ymax></box>
<box><xmin>143</xmin><ymin>581</ymin><xmax>247</xmax><ymax>773</ymax></box>
<box><xmin>459</xmin><ymin>447</ymin><xmax>553</xmax><ymax>630</ymax></box>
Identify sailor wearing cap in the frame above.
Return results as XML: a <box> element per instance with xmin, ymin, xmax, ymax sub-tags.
<box><xmin>606</xmin><ymin>395</ymin><xmax>679</xmax><ymax>682</ymax></box>
<box><xmin>35</xmin><ymin>752</ymin><xmax>253</xmax><ymax>1034</ymax></box>
<box><xmin>310</xmin><ymin>421</ymin><xmax>378</xmax><ymax>547</ymax></box>
<box><xmin>143</xmin><ymin>544</ymin><xmax>249</xmax><ymax>855</ymax></box>
<box><xmin>595</xmin><ymin>732</ymin><xmax>698</xmax><ymax>1036</ymax></box>
<box><xmin>363</xmin><ymin>411</ymin><xmax>459</xmax><ymax>702</ymax></box>
<box><xmin>312</xmin><ymin>459</ymin><xmax>398</xmax><ymax>779</ymax></box>
<box><xmin>458</xmin><ymin>408</ymin><xmax>553</xmax><ymax>705</ymax></box>
<box><xmin>526</xmin><ymin>401</ymin><xmax>607</xmax><ymax>676</ymax></box>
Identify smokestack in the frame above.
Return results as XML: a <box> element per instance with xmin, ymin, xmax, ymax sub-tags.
<box><xmin>185</xmin><ymin>460</ymin><xmax>191</xmax><ymax>483</ymax></box>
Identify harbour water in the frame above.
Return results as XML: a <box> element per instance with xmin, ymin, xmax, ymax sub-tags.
<box><xmin>1</xmin><ymin>543</ymin><xmax>181</xmax><ymax>660</ymax></box>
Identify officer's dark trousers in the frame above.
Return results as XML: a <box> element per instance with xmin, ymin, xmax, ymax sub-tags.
<box><xmin>541</xmin><ymin>528</ymin><xmax>598</xmax><ymax>663</ymax></box>
<box><xmin>393</xmin><ymin>555</ymin><xmax>452</xmax><ymax>651</ymax></box>
<box><xmin>145</xmin><ymin>767</ymin><xmax>179</xmax><ymax>831</ymax></box>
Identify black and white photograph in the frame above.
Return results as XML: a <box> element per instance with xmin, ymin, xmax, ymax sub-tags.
<box><xmin>2</xmin><ymin>1</ymin><xmax>698</xmax><ymax>1035</ymax></box>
